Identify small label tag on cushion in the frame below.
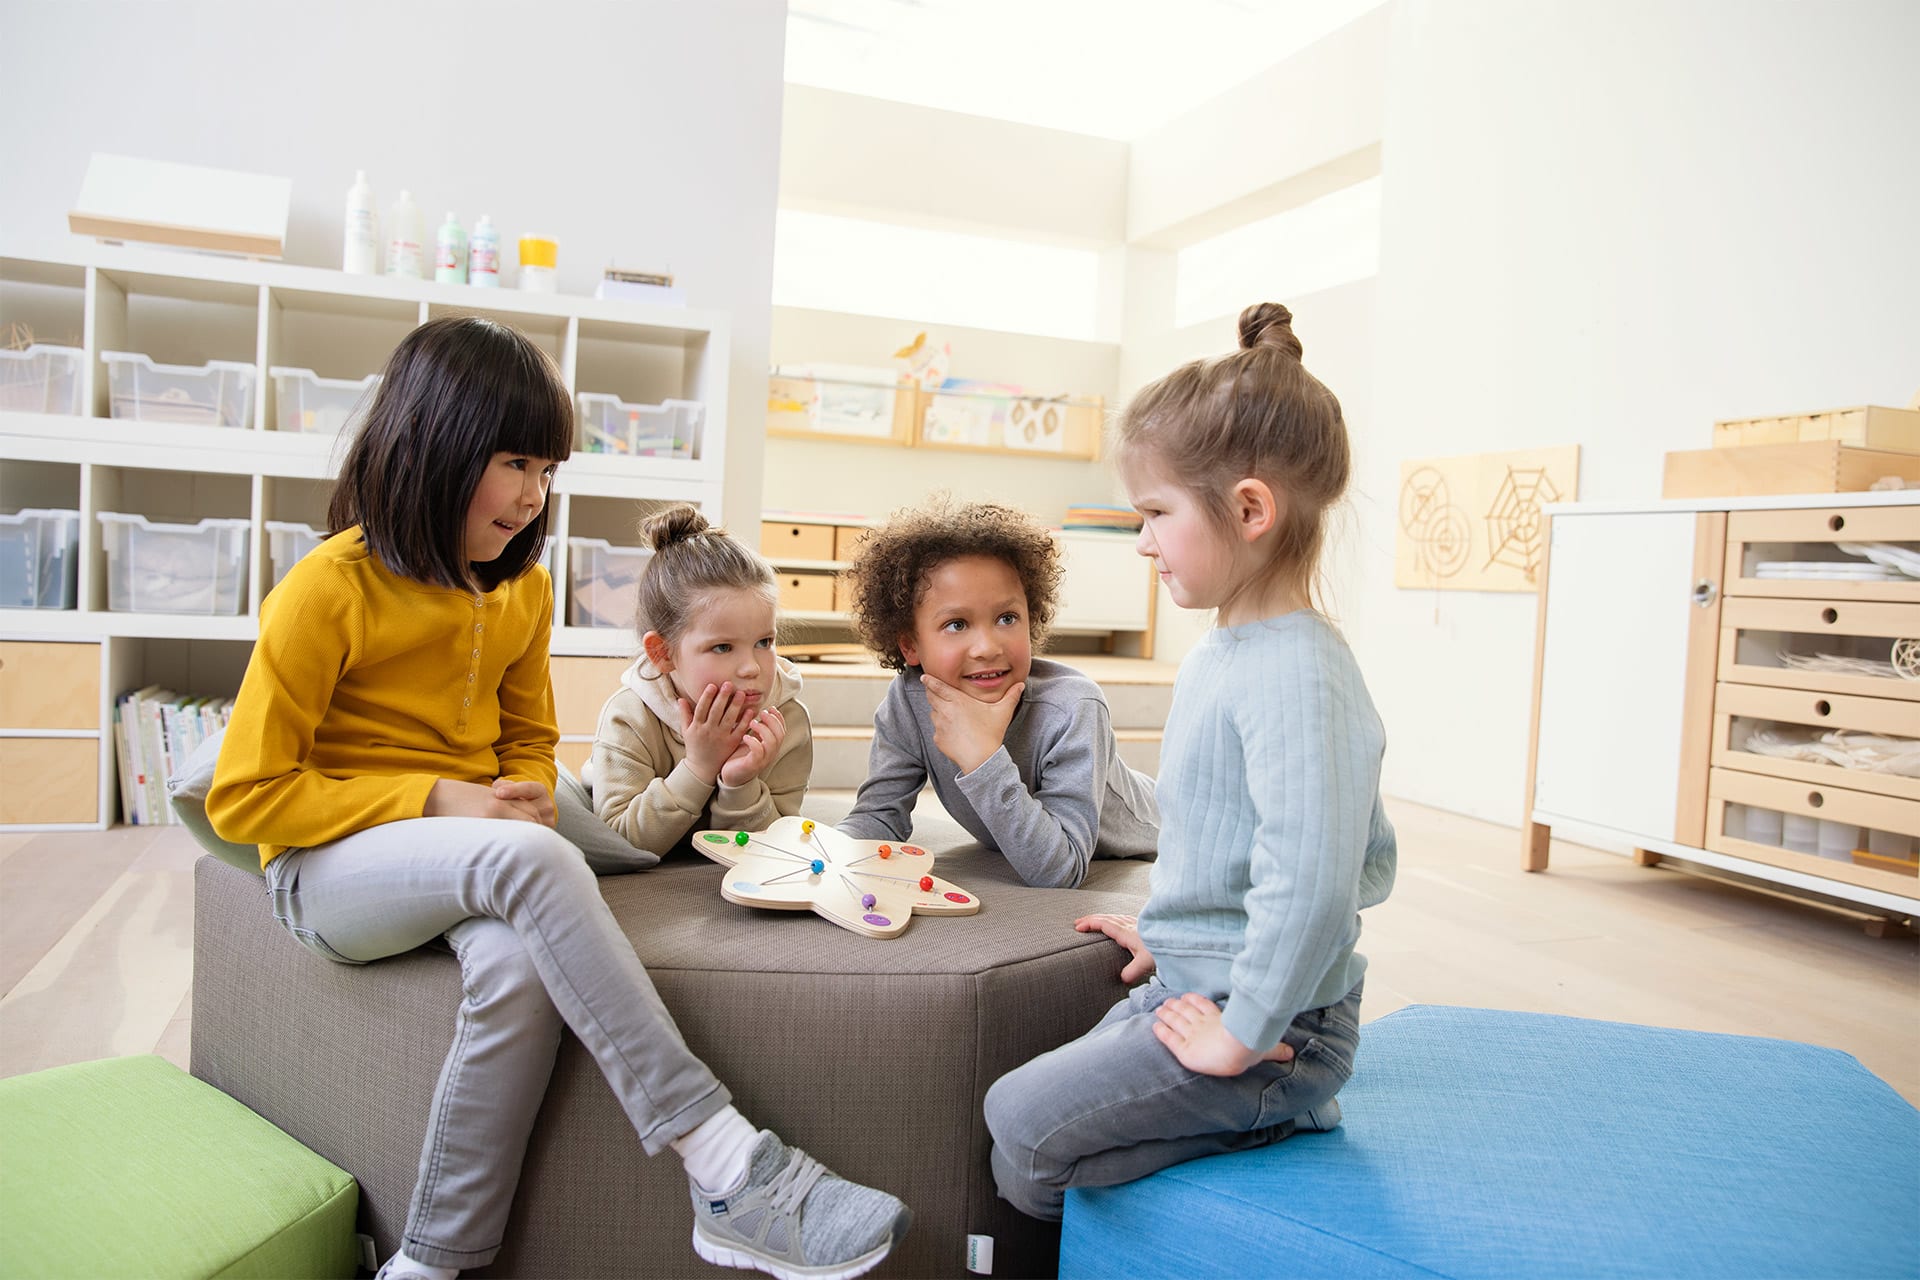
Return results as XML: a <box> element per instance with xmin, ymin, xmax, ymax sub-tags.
<box><xmin>966</xmin><ymin>1233</ymin><xmax>994</xmax><ymax>1274</ymax></box>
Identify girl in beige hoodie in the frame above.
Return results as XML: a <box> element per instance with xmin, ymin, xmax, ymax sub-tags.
<box><xmin>589</xmin><ymin>506</ymin><xmax>813</xmax><ymax>856</ymax></box>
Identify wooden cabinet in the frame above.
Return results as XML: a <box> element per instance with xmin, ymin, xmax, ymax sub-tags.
<box><xmin>756</xmin><ymin>513</ymin><xmax>1155</xmax><ymax>656</ymax></box>
<box><xmin>1525</xmin><ymin>494</ymin><xmax>1919</xmax><ymax>919</ymax></box>
<box><xmin>0</xmin><ymin>639</ymin><xmax>105</xmax><ymax>825</ymax></box>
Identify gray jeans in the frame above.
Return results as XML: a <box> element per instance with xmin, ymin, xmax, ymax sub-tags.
<box><xmin>264</xmin><ymin>816</ymin><xmax>731</xmax><ymax>1269</ymax></box>
<box><xmin>984</xmin><ymin>979</ymin><xmax>1361</xmax><ymax>1221</ymax></box>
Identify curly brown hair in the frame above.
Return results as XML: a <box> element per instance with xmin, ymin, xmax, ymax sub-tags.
<box><xmin>844</xmin><ymin>498</ymin><xmax>1063</xmax><ymax>670</ymax></box>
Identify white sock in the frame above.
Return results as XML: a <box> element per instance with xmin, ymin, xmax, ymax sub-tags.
<box><xmin>671</xmin><ymin>1105</ymin><xmax>760</xmax><ymax>1192</ymax></box>
<box><xmin>387</xmin><ymin>1250</ymin><xmax>457</xmax><ymax>1280</ymax></box>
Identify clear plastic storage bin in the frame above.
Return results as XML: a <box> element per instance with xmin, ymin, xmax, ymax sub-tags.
<box><xmin>269</xmin><ymin>367</ymin><xmax>380</xmax><ymax>435</ymax></box>
<box><xmin>0</xmin><ymin>508</ymin><xmax>80</xmax><ymax>609</ymax></box>
<box><xmin>567</xmin><ymin>536</ymin><xmax>652</xmax><ymax>628</ymax></box>
<box><xmin>576</xmin><ymin>394</ymin><xmax>703</xmax><ymax>460</ymax></box>
<box><xmin>0</xmin><ymin>345</ymin><xmax>85</xmax><ymax>415</ymax></box>
<box><xmin>265</xmin><ymin>521</ymin><xmax>326</xmax><ymax>587</ymax></box>
<box><xmin>101</xmin><ymin>351</ymin><xmax>256</xmax><ymax>428</ymax></box>
<box><xmin>98</xmin><ymin>512</ymin><xmax>251</xmax><ymax>615</ymax></box>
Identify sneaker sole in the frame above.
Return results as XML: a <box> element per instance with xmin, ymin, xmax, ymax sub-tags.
<box><xmin>691</xmin><ymin>1227</ymin><xmax>894</xmax><ymax>1280</ymax></box>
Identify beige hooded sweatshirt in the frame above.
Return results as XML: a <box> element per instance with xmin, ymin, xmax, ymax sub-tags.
<box><xmin>588</xmin><ymin>653</ymin><xmax>813</xmax><ymax>856</ymax></box>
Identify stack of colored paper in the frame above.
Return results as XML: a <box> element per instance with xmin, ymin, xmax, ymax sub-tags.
<box><xmin>1063</xmin><ymin>505</ymin><xmax>1143</xmax><ymax>532</ymax></box>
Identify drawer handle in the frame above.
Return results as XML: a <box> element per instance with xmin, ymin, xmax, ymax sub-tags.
<box><xmin>1813</xmin><ymin>700</ymin><xmax>1831</xmax><ymax>717</ymax></box>
<box><xmin>1821</xmin><ymin>608</ymin><xmax>1839</xmax><ymax>625</ymax></box>
<box><xmin>1808</xmin><ymin>791</ymin><xmax>1825</xmax><ymax>809</ymax></box>
<box><xmin>1692</xmin><ymin>579</ymin><xmax>1718</xmax><ymax>608</ymax></box>
<box><xmin>1828</xmin><ymin>514</ymin><xmax>1846</xmax><ymax>532</ymax></box>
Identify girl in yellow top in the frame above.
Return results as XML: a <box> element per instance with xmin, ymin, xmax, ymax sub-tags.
<box><xmin>207</xmin><ymin>317</ymin><xmax>908</xmax><ymax>1280</ymax></box>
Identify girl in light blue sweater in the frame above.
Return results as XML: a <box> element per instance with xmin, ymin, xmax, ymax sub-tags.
<box><xmin>984</xmin><ymin>302</ymin><xmax>1398</xmax><ymax>1221</ymax></box>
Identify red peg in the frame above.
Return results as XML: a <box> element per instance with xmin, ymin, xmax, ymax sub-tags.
<box><xmin>878</xmin><ymin>844</ymin><xmax>892</xmax><ymax>859</ymax></box>
<box><xmin>918</xmin><ymin>876</ymin><xmax>934</xmax><ymax>892</ymax></box>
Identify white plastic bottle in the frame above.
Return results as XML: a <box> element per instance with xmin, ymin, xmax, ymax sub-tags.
<box><xmin>385</xmin><ymin>190</ymin><xmax>427</xmax><ymax>280</ymax></box>
<box><xmin>342</xmin><ymin>170</ymin><xmax>378</xmax><ymax>274</ymax></box>
<box><xmin>434</xmin><ymin>211</ymin><xmax>468</xmax><ymax>285</ymax></box>
<box><xmin>467</xmin><ymin>215</ymin><xmax>500</xmax><ymax>288</ymax></box>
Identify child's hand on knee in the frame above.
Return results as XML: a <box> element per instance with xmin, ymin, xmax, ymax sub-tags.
<box><xmin>1074</xmin><ymin>913</ymin><xmax>1157</xmax><ymax>982</ymax></box>
<box><xmin>1152</xmin><ymin>992</ymin><xmax>1291</xmax><ymax>1077</ymax></box>
<box><xmin>680</xmin><ymin>683</ymin><xmax>752</xmax><ymax>784</ymax></box>
<box><xmin>426</xmin><ymin>778</ymin><xmax>553</xmax><ymax>825</ymax></box>
<box><xmin>921</xmin><ymin>674</ymin><xmax>1024</xmax><ymax>774</ymax></box>
<box><xmin>491</xmin><ymin>778</ymin><xmax>557</xmax><ymax>827</ymax></box>
<box><xmin>719</xmin><ymin>707</ymin><xmax>785</xmax><ymax>788</ymax></box>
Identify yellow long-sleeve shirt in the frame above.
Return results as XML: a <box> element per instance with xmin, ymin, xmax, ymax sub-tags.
<box><xmin>207</xmin><ymin>527</ymin><xmax>559</xmax><ymax>866</ymax></box>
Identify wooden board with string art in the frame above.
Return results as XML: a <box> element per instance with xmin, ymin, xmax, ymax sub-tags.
<box><xmin>692</xmin><ymin>815</ymin><xmax>981</xmax><ymax>938</ymax></box>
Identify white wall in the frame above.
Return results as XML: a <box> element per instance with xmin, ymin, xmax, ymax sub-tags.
<box><xmin>0</xmin><ymin>0</ymin><xmax>788</xmax><ymax>533</ymax></box>
<box><xmin>1362</xmin><ymin>0</ymin><xmax>1920</xmax><ymax>823</ymax></box>
<box><xmin>767</xmin><ymin>86</ymin><xmax>1133</xmax><ymax>523</ymax></box>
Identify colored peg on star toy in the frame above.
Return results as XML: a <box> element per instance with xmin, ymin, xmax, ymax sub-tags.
<box><xmin>811</xmin><ymin>859</ymin><xmax>825</xmax><ymax>875</ymax></box>
<box><xmin>862</xmin><ymin>893</ymin><xmax>877</xmax><ymax>909</ymax></box>
<box><xmin>801</xmin><ymin>819</ymin><xmax>815</xmax><ymax>838</ymax></box>
<box><xmin>734</xmin><ymin>831</ymin><xmax>750</xmax><ymax>846</ymax></box>
<box><xmin>878</xmin><ymin>844</ymin><xmax>892</xmax><ymax>859</ymax></box>
<box><xmin>919</xmin><ymin>876</ymin><xmax>933</xmax><ymax>892</ymax></box>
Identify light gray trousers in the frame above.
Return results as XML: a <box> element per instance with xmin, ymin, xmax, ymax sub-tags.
<box><xmin>984</xmin><ymin>979</ymin><xmax>1361</xmax><ymax>1221</ymax></box>
<box><xmin>265</xmin><ymin>816</ymin><xmax>731</xmax><ymax>1270</ymax></box>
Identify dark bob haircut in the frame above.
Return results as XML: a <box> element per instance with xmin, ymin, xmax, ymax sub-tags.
<box><xmin>328</xmin><ymin>315</ymin><xmax>573</xmax><ymax>591</ymax></box>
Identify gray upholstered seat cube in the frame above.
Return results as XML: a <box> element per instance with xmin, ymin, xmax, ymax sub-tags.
<box><xmin>191</xmin><ymin>799</ymin><xmax>1151</xmax><ymax>1279</ymax></box>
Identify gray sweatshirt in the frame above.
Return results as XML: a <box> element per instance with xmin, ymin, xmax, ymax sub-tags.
<box><xmin>838</xmin><ymin>658</ymin><xmax>1159</xmax><ymax>887</ymax></box>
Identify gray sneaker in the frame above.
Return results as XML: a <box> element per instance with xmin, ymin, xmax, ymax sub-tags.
<box><xmin>689</xmin><ymin>1131</ymin><xmax>911</xmax><ymax>1280</ymax></box>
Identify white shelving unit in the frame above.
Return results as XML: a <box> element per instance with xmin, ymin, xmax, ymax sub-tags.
<box><xmin>0</xmin><ymin>241</ymin><xmax>734</xmax><ymax>828</ymax></box>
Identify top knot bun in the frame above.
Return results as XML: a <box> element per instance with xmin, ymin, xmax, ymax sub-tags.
<box><xmin>641</xmin><ymin>504</ymin><xmax>712</xmax><ymax>552</ymax></box>
<box><xmin>1238</xmin><ymin>302</ymin><xmax>1303</xmax><ymax>360</ymax></box>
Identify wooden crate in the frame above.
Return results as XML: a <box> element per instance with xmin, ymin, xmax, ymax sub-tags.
<box><xmin>1662</xmin><ymin>441</ymin><xmax>1920</xmax><ymax>498</ymax></box>
<box><xmin>1713</xmin><ymin>405</ymin><xmax>1920</xmax><ymax>453</ymax></box>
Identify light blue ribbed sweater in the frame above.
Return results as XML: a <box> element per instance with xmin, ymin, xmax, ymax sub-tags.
<box><xmin>1137</xmin><ymin>610</ymin><xmax>1397</xmax><ymax>1053</ymax></box>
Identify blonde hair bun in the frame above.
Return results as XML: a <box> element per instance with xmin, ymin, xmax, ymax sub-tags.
<box><xmin>1238</xmin><ymin>302</ymin><xmax>1303</xmax><ymax>359</ymax></box>
<box><xmin>641</xmin><ymin>504</ymin><xmax>712</xmax><ymax>551</ymax></box>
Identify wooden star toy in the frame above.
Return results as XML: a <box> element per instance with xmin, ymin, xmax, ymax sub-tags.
<box><xmin>692</xmin><ymin>815</ymin><xmax>982</xmax><ymax>939</ymax></box>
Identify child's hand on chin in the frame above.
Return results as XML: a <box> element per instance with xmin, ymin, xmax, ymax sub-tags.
<box><xmin>718</xmin><ymin>707</ymin><xmax>785</xmax><ymax>788</ymax></box>
<box><xmin>1151</xmin><ymin>992</ymin><xmax>1294</xmax><ymax>1077</ymax></box>
<box><xmin>680</xmin><ymin>682</ymin><xmax>752</xmax><ymax>784</ymax></box>
<box><xmin>921</xmin><ymin>674</ymin><xmax>1025</xmax><ymax>774</ymax></box>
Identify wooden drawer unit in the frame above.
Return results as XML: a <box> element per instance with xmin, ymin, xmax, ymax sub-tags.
<box><xmin>1708</xmin><ymin>767</ymin><xmax>1920</xmax><ymax>893</ymax></box>
<box><xmin>759</xmin><ymin>521</ymin><xmax>836</xmax><ymax>563</ymax></box>
<box><xmin>0</xmin><ymin>737</ymin><xmax>100</xmax><ymax>825</ymax></box>
<box><xmin>550</xmin><ymin>656</ymin><xmax>629</xmax><ymax>735</ymax></box>
<box><xmin>1724</xmin><ymin>506</ymin><xmax>1920</xmax><ymax>604</ymax></box>
<box><xmin>0</xmin><ymin>640</ymin><xmax>101</xmax><ymax>729</ymax></box>
<box><xmin>777</xmin><ymin>571</ymin><xmax>837</xmax><ymax>613</ymax></box>
<box><xmin>832</xmin><ymin>524</ymin><xmax>869</xmax><ymax>563</ymax></box>
<box><xmin>1711</xmin><ymin>682</ymin><xmax>1920</xmax><ymax>803</ymax></box>
<box><xmin>1717</xmin><ymin>598</ymin><xmax>1920</xmax><ymax>701</ymax></box>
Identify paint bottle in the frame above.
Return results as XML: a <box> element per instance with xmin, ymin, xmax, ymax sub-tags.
<box><xmin>342</xmin><ymin>170</ymin><xmax>377</xmax><ymax>274</ymax></box>
<box><xmin>385</xmin><ymin>190</ymin><xmax>426</xmax><ymax>280</ymax></box>
<box><xmin>467</xmin><ymin>215</ymin><xmax>500</xmax><ymax>288</ymax></box>
<box><xmin>518</xmin><ymin>234</ymin><xmax>559</xmax><ymax>293</ymax></box>
<box><xmin>434</xmin><ymin>212</ymin><xmax>468</xmax><ymax>285</ymax></box>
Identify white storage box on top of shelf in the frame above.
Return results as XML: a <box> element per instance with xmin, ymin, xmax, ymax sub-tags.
<box><xmin>567</xmin><ymin>536</ymin><xmax>651</xmax><ymax>628</ymax></box>
<box><xmin>264</xmin><ymin>521</ymin><xmax>326</xmax><ymax>587</ymax></box>
<box><xmin>576</xmin><ymin>393</ymin><xmax>702</xmax><ymax>461</ymax></box>
<box><xmin>270</xmin><ymin>367</ymin><xmax>380</xmax><ymax>436</ymax></box>
<box><xmin>101</xmin><ymin>351</ymin><xmax>255</xmax><ymax>428</ymax></box>
<box><xmin>98</xmin><ymin>512</ymin><xmax>250</xmax><ymax>615</ymax></box>
<box><xmin>0</xmin><ymin>345</ymin><xmax>85</xmax><ymax>415</ymax></box>
<box><xmin>0</xmin><ymin>508</ymin><xmax>80</xmax><ymax>609</ymax></box>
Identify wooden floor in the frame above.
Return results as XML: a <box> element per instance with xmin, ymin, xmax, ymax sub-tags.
<box><xmin>2</xmin><ymin>796</ymin><xmax>1915</xmax><ymax>1103</ymax></box>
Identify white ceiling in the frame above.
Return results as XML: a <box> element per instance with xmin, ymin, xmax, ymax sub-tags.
<box><xmin>785</xmin><ymin>0</ymin><xmax>1387</xmax><ymax>140</ymax></box>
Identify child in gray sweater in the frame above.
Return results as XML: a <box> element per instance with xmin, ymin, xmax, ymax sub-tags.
<box><xmin>837</xmin><ymin>499</ymin><xmax>1159</xmax><ymax>888</ymax></box>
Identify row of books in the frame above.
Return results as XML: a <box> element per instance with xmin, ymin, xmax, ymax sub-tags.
<box><xmin>111</xmin><ymin>687</ymin><xmax>234</xmax><ymax>825</ymax></box>
<box><xmin>1063</xmin><ymin>504</ymin><xmax>1144</xmax><ymax>533</ymax></box>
